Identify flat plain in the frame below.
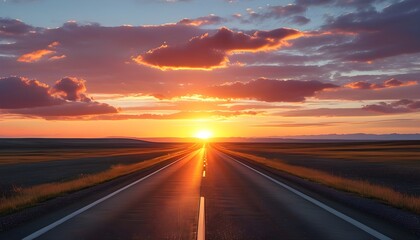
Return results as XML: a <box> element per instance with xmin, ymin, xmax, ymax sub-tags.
<box><xmin>0</xmin><ymin>139</ymin><xmax>193</xmax><ymax>197</ymax></box>
<box><xmin>216</xmin><ymin>141</ymin><xmax>420</xmax><ymax>196</ymax></box>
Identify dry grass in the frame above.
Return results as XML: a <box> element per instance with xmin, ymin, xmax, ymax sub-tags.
<box><xmin>0</xmin><ymin>145</ymin><xmax>188</xmax><ymax>165</ymax></box>
<box><xmin>0</xmin><ymin>146</ymin><xmax>198</xmax><ymax>215</ymax></box>
<box><xmin>222</xmin><ymin>142</ymin><xmax>420</xmax><ymax>162</ymax></box>
<box><xmin>215</xmin><ymin>145</ymin><xmax>420</xmax><ymax>214</ymax></box>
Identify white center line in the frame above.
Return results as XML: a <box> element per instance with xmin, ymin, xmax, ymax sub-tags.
<box><xmin>22</xmin><ymin>153</ymin><xmax>194</xmax><ymax>240</ymax></box>
<box><xmin>221</xmin><ymin>153</ymin><xmax>392</xmax><ymax>240</ymax></box>
<box><xmin>202</xmin><ymin>170</ymin><xmax>206</xmax><ymax>177</ymax></box>
<box><xmin>197</xmin><ymin>196</ymin><xmax>205</xmax><ymax>240</ymax></box>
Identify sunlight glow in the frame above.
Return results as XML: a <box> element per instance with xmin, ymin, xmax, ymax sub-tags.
<box><xmin>195</xmin><ymin>129</ymin><xmax>213</xmax><ymax>139</ymax></box>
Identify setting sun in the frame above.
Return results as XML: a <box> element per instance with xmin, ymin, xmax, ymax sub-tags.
<box><xmin>195</xmin><ymin>130</ymin><xmax>213</xmax><ymax>139</ymax></box>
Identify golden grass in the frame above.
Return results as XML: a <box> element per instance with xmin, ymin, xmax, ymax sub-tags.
<box><xmin>215</xmin><ymin>145</ymin><xmax>420</xmax><ymax>214</ymax></box>
<box><xmin>0</xmin><ymin>146</ymin><xmax>199</xmax><ymax>215</ymax></box>
<box><xmin>222</xmin><ymin>142</ymin><xmax>420</xmax><ymax>162</ymax></box>
<box><xmin>0</xmin><ymin>145</ymin><xmax>189</xmax><ymax>165</ymax></box>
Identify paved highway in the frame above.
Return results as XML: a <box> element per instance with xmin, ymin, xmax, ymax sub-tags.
<box><xmin>1</xmin><ymin>144</ymin><xmax>418</xmax><ymax>239</ymax></box>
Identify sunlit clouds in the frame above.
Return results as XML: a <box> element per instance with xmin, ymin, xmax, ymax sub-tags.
<box><xmin>0</xmin><ymin>0</ymin><xmax>420</xmax><ymax>138</ymax></box>
<box><xmin>133</xmin><ymin>27</ymin><xmax>303</xmax><ymax>70</ymax></box>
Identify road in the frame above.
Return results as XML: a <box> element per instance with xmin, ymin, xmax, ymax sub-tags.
<box><xmin>1</xmin><ymin>144</ymin><xmax>418</xmax><ymax>239</ymax></box>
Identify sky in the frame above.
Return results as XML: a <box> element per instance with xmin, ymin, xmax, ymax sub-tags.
<box><xmin>0</xmin><ymin>0</ymin><xmax>419</xmax><ymax>138</ymax></box>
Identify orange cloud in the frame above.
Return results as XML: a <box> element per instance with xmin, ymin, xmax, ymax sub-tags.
<box><xmin>133</xmin><ymin>27</ymin><xmax>303</xmax><ymax>70</ymax></box>
<box><xmin>48</xmin><ymin>54</ymin><xmax>66</xmax><ymax>61</ymax></box>
<box><xmin>17</xmin><ymin>41</ymin><xmax>63</xmax><ymax>63</ymax></box>
<box><xmin>17</xmin><ymin>49</ymin><xmax>55</xmax><ymax>63</ymax></box>
<box><xmin>345</xmin><ymin>79</ymin><xmax>418</xmax><ymax>90</ymax></box>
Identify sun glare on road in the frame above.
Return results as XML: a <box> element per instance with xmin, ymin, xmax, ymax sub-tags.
<box><xmin>195</xmin><ymin>130</ymin><xmax>213</xmax><ymax>140</ymax></box>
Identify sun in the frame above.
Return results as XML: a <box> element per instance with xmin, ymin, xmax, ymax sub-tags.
<box><xmin>195</xmin><ymin>130</ymin><xmax>213</xmax><ymax>140</ymax></box>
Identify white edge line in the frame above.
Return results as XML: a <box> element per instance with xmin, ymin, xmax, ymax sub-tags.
<box><xmin>221</xmin><ymin>153</ymin><xmax>392</xmax><ymax>240</ymax></box>
<box><xmin>22</xmin><ymin>153</ymin><xmax>194</xmax><ymax>240</ymax></box>
<box><xmin>197</xmin><ymin>196</ymin><xmax>205</xmax><ymax>240</ymax></box>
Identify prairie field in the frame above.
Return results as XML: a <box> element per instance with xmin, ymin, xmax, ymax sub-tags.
<box><xmin>0</xmin><ymin>139</ymin><xmax>194</xmax><ymax>197</ymax></box>
<box><xmin>216</xmin><ymin>141</ymin><xmax>420</xmax><ymax>196</ymax></box>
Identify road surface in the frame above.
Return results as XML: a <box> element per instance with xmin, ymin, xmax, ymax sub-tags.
<box><xmin>0</xmin><ymin>144</ymin><xmax>418</xmax><ymax>239</ymax></box>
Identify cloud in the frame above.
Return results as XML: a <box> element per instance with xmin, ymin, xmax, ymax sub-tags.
<box><xmin>289</xmin><ymin>16</ymin><xmax>310</xmax><ymax>25</ymax></box>
<box><xmin>52</xmin><ymin>77</ymin><xmax>91</xmax><ymax>102</ymax></box>
<box><xmin>177</xmin><ymin>15</ymin><xmax>226</xmax><ymax>26</ymax></box>
<box><xmin>318</xmin><ymin>81</ymin><xmax>420</xmax><ymax>101</ymax></box>
<box><xmin>0</xmin><ymin>76</ymin><xmax>118</xmax><ymax>117</ymax></box>
<box><xmin>295</xmin><ymin>0</ymin><xmax>333</xmax><ymax>6</ymax></box>
<box><xmin>10</xmin><ymin>102</ymin><xmax>118</xmax><ymax>117</ymax></box>
<box><xmin>362</xmin><ymin>99</ymin><xmax>420</xmax><ymax>114</ymax></box>
<box><xmin>133</xmin><ymin>27</ymin><xmax>302</xmax><ymax>70</ymax></box>
<box><xmin>263</xmin><ymin>4</ymin><xmax>307</xmax><ymax>19</ymax></box>
<box><xmin>0</xmin><ymin>18</ymin><xmax>34</xmax><ymax>35</ymax></box>
<box><xmin>242</xmin><ymin>4</ymin><xmax>307</xmax><ymax>23</ymax></box>
<box><xmin>17</xmin><ymin>49</ymin><xmax>55</xmax><ymax>62</ymax></box>
<box><xmin>280</xmin><ymin>108</ymin><xmax>377</xmax><ymax>117</ymax></box>
<box><xmin>0</xmin><ymin>76</ymin><xmax>60</xmax><ymax>108</ymax></box>
<box><xmin>254</xmin><ymin>122</ymin><xmax>342</xmax><ymax>127</ymax></box>
<box><xmin>345</xmin><ymin>79</ymin><xmax>418</xmax><ymax>90</ymax></box>
<box><xmin>322</xmin><ymin>0</ymin><xmax>420</xmax><ymax>61</ymax></box>
<box><xmin>296</xmin><ymin>0</ymin><xmax>386</xmax><ymax>9</ymax></box>
<box><xmin>88</xmin><ymin>110</ymin><xmax>260</xmax><ymax>120</ymax></box>
<box><xmin>17</xmin><ymin>41</ymin><xmax>64</xmax><ymax>63</ymax></box>
<box><xmin>281</xmin><ymin>99</ymin><xmax>420</xmax><ymax>117</ymax></box>
<box><xmin>201</xmin><ymin>78</ymin><xmax>338</xmax><ymax>102</ymax></box>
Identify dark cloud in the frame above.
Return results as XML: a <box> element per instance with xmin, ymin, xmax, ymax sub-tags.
<box><xmin>0</xmin><ymin>18</ymin><xmax>35</xmax><ymax>35</ymax></box>
<box><xmin>322</xmin><ymin>0</ymin><xmax>420</xmax><ymax>61</ymax></box>
<box><xmin>0</xmin><ymin>76</ymin><xmax>118</xmax><ymax>117</ymax></box>
<box><xmin>202</xmin><ymin>78</ymin><xmax>338</xmax><ymax>102</ymax></box>
<box><xmin>0</xmin><ymin>77</ymin><xmax>60</xmax><ymax>108</ymax></box>
<box><xmin>289</xmin><ymin>16</ymin><xmax>310</xmax><ymax>25</ymax></box>
<box><xmin>362</xmin><ymin>99</ymin><xmax>420</xmax><ymax>114</ymax></box>
<box><xmin>318</xmin><ymin>81</ymin><xmax>420</xmax><ymax>101</ymax></box>
<box><xmin>10</xmin><ymin>102</ymin><xmax>117</xmax><ymax>117</ymax></box>
<box><xmin>134</xmin><ymin>27</ymin><xmax>302</xmax><ymax>70</ymax></box>
<box><xmin>52</xmin><ymin>77</ymin><xmax>91</xmax><ymax>102</ymax></box>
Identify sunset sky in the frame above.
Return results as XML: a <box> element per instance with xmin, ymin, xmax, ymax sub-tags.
<box><xmin>1</xmin><ymin>0</ymin><xmax>419</xmax><ymax>138</ymax></box>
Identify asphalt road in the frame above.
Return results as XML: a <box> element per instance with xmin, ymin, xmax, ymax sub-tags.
<box><xmin>1</xmin><ymin>144</ymin><xmax>418</xmax><ymax>239</ymax></box>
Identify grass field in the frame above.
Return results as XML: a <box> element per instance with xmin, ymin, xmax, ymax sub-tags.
<box><xmin>0</xmin><ymin>139</ymin><xmax>198</xmax><ymax>214</ymax></box>
<box><xmin>214</xmin><ymin>141</ymin><xmax>420</xmax><ymax>214</ymax></box>
<box><xmin>216</xmin><ymin>141</ymin><xmax>420</xmax><ymax>196</ymax></box>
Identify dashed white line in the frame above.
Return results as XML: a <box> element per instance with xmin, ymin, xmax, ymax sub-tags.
<box><xmin>202</xmin><ymin>170</ymin><xmax>206</xmax><ymax>177</ymax></box>
<box><xmin>197</xmin><ymin>197</ymin><xmax>205</xmax><ymax>240</ymax></box>
<box><xmin>22</xmin><ymin>153</ymin><xmax>194</xmax><ymax>240</ymax></box>
<box><xmin>222</xmin><ymin>153</ymin><xmax>392</xmax><ymax>240</ymax></box>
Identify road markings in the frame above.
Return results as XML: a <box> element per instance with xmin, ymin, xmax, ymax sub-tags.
<box><xmin>202</xmin><ymin>170</ymin><xmax>206</xmax><ymax>177</ymax></box>
<box><xmin>223</xmin><ymin>154</ymin><xmax>392</xmax><ymax>240</ymax></box>
<box><xmin>197</xmin><ymin>197</ymin><xmax>205</xmax><ymax>240</ymax></box>
<box><xmin>22</xmin><ymin>153</ymin><xmax>194</xmax><ymax>240</ymax></box>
